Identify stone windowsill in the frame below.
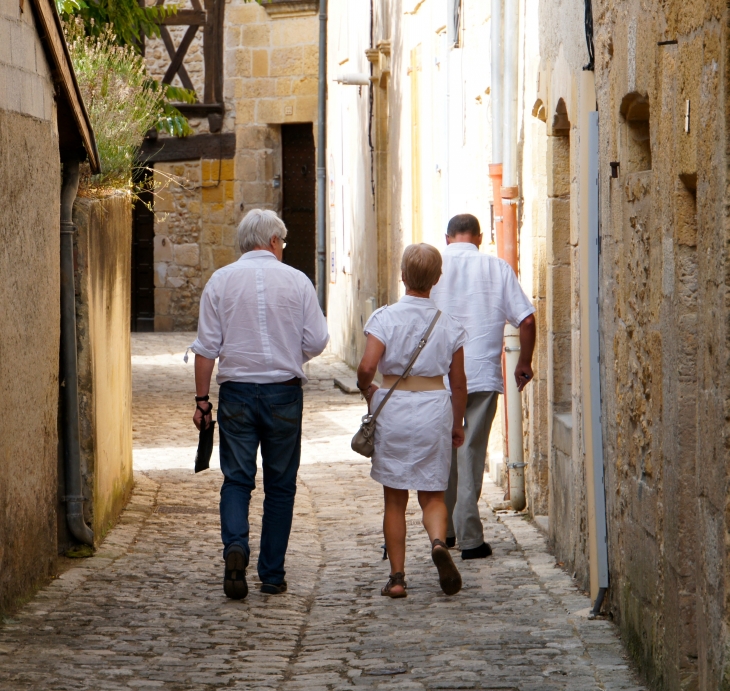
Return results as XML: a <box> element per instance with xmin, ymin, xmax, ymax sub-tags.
<box><xmin>262</xmin><ymin>0</ymin><xmax>319</xmax><ymax>18</ymax></box>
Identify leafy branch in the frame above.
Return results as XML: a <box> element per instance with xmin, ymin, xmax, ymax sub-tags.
<box><xmin>56</xmin><ymin>0</ymin><xmax>178</xmax><ymax>46</ymax></box>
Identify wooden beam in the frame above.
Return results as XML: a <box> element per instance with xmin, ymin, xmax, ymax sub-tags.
<box><xmin>172</xmin><ymin>102</ymin><xmax>223</xmax><ymax>116</ymax></box>
<box><xmin>162</xmin><ymin>24</ymin><xmax>199</xmax><ymax>87</ymax></box>
<box><xmin>203</xmin><ymin>0</ymin><xmax>216</xmax><ymax>103</ymax></box>
<box><xmin>138</xmin><ymin>133</ymin><xmax>236</xmax><ymax>163</ymax></box>
<box><xmin>159</xmin><ymin>27</ymin><xmax>196</xmax><ymax>93</ymax></box>
<box><xmin>162</xmin><ymin>9</ymin><xmax>206</xmax><ymax>24</ymax></box>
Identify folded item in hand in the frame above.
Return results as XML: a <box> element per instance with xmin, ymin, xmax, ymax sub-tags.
<box><xmin>195</xmin><ymin>418</ymin><xmax>216</xmax><ymax>473</ymax></box>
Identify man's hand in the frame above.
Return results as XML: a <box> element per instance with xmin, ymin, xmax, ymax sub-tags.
<box><xmin>515</xmin><ymin>314</ymin><xmax>536</xmax><ymax>392</ymax></box>
<box><xmin>514</xmin><ymin>360</ymin><xmax>534</xmax><ymax>392</ymax></box>
<box><xmin>193</xmin><ymin>402</ymin><xmax>213</xmax><ymax>431</ymax></box>
<box><xmin>452</xmin><ymin>424</ymin><xmax>465</xmax><ymax>448</ymax></box>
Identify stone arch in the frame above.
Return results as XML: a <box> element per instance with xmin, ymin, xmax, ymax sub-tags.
<box><xmin>552</xmin><ymin>98</ymin><xmax>570</xmax><ymax>136</ymax></box>
<box><xmin>620</xmin><ymin>91</ymin><xmax>652</xmax><ymax>172</ymax></box>
<box><xmin>532</xmin><ymin>98</ymin><xmax>547</xmax><ymax>122</ymax></box>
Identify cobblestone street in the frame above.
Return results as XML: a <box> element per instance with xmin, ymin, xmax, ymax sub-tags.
<box><xmin>0</xmin><ymin>334</ymin><xmax>646</xmax><ymax>691</ymax></box>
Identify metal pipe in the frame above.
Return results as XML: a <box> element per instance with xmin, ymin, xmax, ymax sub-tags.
<box><xmin>589</xmin><ymin>586</ymin><xmax>607</xmax><ymax>619</ymax></box>
<box><xmin>502</xmin><ymin>0</ymin><xmax>518</xmax><ymax>188</ymax></box>
<box><xmin>501</xmin><ymin>0</ymin><xmax>525</xmax><ymax>511</ymax></box>
<box><xmin>60</xmin><ymin>157</ymin><xmax>94</xmax><ymax>547</ymax></box>
<box><xmin>316</xmin><ymin>0</ymin><xmax>328</xmax><ymax>313</ymax></box>
<box><xmin>489</xmin><ymin>1</ymin><xmax>508</xmax><ymax>494</ymax></box>
<box><xmin>490</xmin><ymin>0</ymin><xmax>503</xmax><ymax>165</ymax></box>
<box><xmin>504</xmin><ymin>326</ymin><xmax>526</xmax><ymax>511</ymax></box>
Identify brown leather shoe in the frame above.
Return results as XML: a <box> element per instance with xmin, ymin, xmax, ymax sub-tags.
<box><xmin>431</xmin><ymin>539</ymin><xmax>462</xmax><ymax>595</ymax></box>
<box><xmin>381</xmin><ymin>572</ymin><xmax>407</xmax><ymax>598</ymax></box>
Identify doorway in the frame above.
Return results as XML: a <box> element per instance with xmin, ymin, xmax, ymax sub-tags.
<box><xmin>131</xmin><ymin>168</ymin><xmax>155</xmax><ymax>332</ymax></box>
<box><xmin>281</xmin><ymin>123</ymin><xmax>316</xmax><ymax>283</ymax></box>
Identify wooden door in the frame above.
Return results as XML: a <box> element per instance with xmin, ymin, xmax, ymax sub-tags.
<box><xmin>131</xmin><ymin>171</ymin><xmax>155</xmax><ymax>332</ymax></box>
<box><xmin>281</xmin><ymin>123</ymin><xmax>316</xmax><ymax>283</ymax></box>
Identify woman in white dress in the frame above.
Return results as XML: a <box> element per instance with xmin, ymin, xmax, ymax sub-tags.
<box><xmin>356</xmin><ymin>244</ymin><xmax>468</xmax><ymax>597</ymax></box>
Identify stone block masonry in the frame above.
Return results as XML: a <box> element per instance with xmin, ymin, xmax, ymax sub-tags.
<box><xmin>0</xmin><ymin>0</ymin><xmax>55</xmax><ymax>121</ymax></box>
<box><xmin>144</xmin><ymin>0</ymin><xmax>319</xmax><ymax>331</ymax></box>
<box><xmin>153</xmin><ymin>158</ymin><xmax>240</xmax><ymax>331</ymax></box>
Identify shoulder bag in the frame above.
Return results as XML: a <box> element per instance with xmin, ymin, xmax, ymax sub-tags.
<box><xmin>351</xmin><ymin>310</ymin><xmax>442</xmax><ymax>458</ymax></box>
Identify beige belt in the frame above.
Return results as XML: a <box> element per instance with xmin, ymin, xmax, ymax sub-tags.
<box><xmin>381</xmin><ymin>375</ymin><xmax>446</xmax><ymax>392</ymax></box>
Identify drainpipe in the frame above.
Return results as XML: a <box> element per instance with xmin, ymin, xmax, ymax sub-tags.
<box><xmin>60</xmin><ymin>156</ymin><xmax>94</xmax><ymax>546</ymax></box>
<box><xmin>501</xmin><ymin>0</ymin><xmax>526</xmax><ymax>511</ymax></box>
<box><xmin>316</xmin><ymin>0</ymin><xmax>328</xmax><ymax>313</ymax></box>
<box><xmin>489</xmin><ymin>0</ymin><xmax>503</xmax><ymax>252</ymax></box>
<box><xmin>489</xmin><ymin>0</ymin><xmax>510</xmax><ymax>496</ymax></box>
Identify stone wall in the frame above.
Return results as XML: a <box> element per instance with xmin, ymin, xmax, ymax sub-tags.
<box><xmin>0</xmin><ymin>0</ymin><xmax>60</xmax><ymax>612</ymax></box>
<box><xmin>153</xmin><ymin>158</ymin><xmax>240</xmax><ymax>331</ymax></box>
<box><xmin>145</xmin><ymin>0</ymin><xmax>319</xmax><ymax>330</ymax></box>
<box><xmin>593</xmin><ymin>0</ymin><xmax>730</xmax><ymax>687</ymax></box>
<box><xmin>516</xmin><ymin>0</ymin><xmax>593</xmax><ymax>591</ymax></box>
<box><xmin>73</xmin><ymin>195</ymin><xmax>135</xmax><ymax>542</ymax></box>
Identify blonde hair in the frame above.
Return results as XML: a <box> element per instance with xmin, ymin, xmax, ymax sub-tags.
<box><xmin>401</xmin><ymin>243</ymin><xmax>442</xmax><ymax>292</ymax></box>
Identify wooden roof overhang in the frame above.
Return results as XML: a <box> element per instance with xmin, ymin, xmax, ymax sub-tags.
<box><xmin>29</xmin><ymin>0</ymin><xmax>101</xmax><ymax>173</ymax></box>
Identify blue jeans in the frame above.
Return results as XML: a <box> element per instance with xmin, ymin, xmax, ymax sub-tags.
<box><xmin>218</xmin><ymin>380</ymin><xmax>303</xmax><ymax>585</ymax></box>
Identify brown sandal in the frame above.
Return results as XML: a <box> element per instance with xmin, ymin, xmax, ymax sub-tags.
<box><xmin>381</xmin><ymin>572</ymin><xmax>407</xmax><ymax>598</ymax></box>
<box><xmin>431</xmin><ymin>539</ymin><xmax>462</xmax><ymax>595</ymax></box>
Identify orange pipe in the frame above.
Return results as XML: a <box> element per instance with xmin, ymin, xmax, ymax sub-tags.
<box><xmin>490</xmin><ymin>163</ymin><xmax>512</xmax><ymax>498</ymax></box>
<box><xmin>489</xmin><ymin>164</ymin><xmax>504</xmax><ymax>257</ymax></box>
<box><xmin>500</xmin><ymin>185</ymin><xmax>519</xmax><ymax>274</ymax></box>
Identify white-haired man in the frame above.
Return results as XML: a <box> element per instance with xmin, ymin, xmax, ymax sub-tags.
<box><xmin>191</xmin><ymin>209</ymin><xmax>329</xmax><ymax>600</ymax></box>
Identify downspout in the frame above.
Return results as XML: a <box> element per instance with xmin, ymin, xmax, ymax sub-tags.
<box><xmin>501</xmin><ymin>0</ymin><xmax>526</xmax><ymax>511</ymax></box>
<box><xmin>316</xmin><ymin>0</ymin><xmax>328</xmax><ymax>313</ymax></box>
<box><xmin>60</xmin><ymin>156</ymin><xmax>94</xmax><ymax>546</ymax></box>
<box><xmin>489</xmin><ymin>0</ymin><xmax>503</xmax><ymax>253</ymax></box>
<box><xmin>488</xmin><ymin>0</ymin><xmax>509</xmax><ymax>495</ymax></box>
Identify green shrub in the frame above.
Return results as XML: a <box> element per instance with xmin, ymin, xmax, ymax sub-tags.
<box><xmin>64</xmin><ymin>19</ymin><xmax>191</xmax><ymax>188</ymax></box>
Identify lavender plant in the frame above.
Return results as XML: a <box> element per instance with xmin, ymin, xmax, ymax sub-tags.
<box><xmin>64</xmin><ymin>18</ymin><xmax>193</xmax><ymax>187</ymax></box>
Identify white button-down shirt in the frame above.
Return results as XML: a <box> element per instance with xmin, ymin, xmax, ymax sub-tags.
<box><xmin>430</xmin><ymin>242</ymin><xmax>535</xmax><ymax>394</ymax></box>
<box><xmin>191</xmin><ymin>250</ymin><xmax>329</xmax><ymax>384</ymax></box>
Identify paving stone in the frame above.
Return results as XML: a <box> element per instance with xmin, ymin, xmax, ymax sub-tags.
<box><xmin>0</xmin><ymin>335</ymin><xmax>646</xmax><ymax>690</ymax></box>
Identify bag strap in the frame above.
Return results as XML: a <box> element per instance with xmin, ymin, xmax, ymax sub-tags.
<box><xmin>365</xmin><ymin>310</ymin><xmax>442</xmax><ymax>424</ymax></box>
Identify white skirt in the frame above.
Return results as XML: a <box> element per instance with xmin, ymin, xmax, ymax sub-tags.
<box><xmin>370</xmin><ymin>389</ymin><xmax>453</xmax><ymax>491</ymax></box>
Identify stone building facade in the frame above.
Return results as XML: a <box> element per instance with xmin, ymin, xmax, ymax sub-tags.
<box><xmin>1</xmin><ymin>0</ymin><xmax>133</xmax><ymax>612</ymax></box>
<box><xmin>593</xmin><ymin>1</ymin><xmax>730</xmax><ymax>687</ymax></box>
<box><xmin>142</xmin><ymin>0</ymin><xmax>320</xmax><ymax>331</ymax></box>
<box><xmin>0</xmin><ymin>0</ymin><xmax>63</xmax><ymax>612</ymax></box>
<box><xmin>326</xmin><ymin>0</ymin><xmax>730</xmax><ymax>688</ymax></box>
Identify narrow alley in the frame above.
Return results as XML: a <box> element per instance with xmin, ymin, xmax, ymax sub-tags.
<box><xmin>0</xmin><ymin>334</ymin><xmax>645</xmax><ymax>691</ymax></box>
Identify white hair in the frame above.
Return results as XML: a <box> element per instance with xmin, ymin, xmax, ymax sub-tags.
<box><xmin>237</xmin><ymin>209</ymin><xmax>288</xmax><ymax>253</ymax></box>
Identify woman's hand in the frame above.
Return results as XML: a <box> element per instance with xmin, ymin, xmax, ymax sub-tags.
<box><xmin>357</xmin><ymin>334</ymin><xmax>386</xmax><ymax>409</ymax></box>
<box><xmin>363</xmin><ymin>383</ymin><xmax>379</xmax><ymax>409</ymax></box>
<box><xmin>363</xmin><ymin>383</ymin><xmax>379</xmax><ymax>402</ymax></box>
<box><xmin>452</xmin><ymin>424</ymin><xmax>465</xmax><ymax>448</ymax></box>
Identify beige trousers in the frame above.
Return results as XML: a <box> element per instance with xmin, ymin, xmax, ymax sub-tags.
<box><xmin>445</xmin><ymin>391</ymin><xmax>499</xmax><ymax>550</ymax></box>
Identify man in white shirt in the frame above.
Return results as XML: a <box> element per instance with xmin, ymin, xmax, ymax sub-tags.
<box><xmin>431</xmin><ymin>214</ymin><xmax>536</xmax><ymax>559</ymax></box>
<box><xmin>191</xmin><ymin>209</ymin><xmax>329</xmax><ymax>599</ymax></box>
